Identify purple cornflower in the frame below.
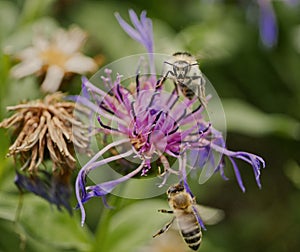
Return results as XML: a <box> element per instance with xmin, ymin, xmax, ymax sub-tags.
<box><xmin>74</xmin><ymin>10</ymin><xmax>265</xmax><ymax>226</ymax></box>
<box><xmin>15</xmin><ymin>170</ymin><xmax>73</xmax><ymax>214</ymax></box>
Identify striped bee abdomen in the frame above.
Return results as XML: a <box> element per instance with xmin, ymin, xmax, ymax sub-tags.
<box><xmin>182</xmin><ymin>87</ymin><xmax>195</xmax><ymax>100</ymax></box>
<box><xmin>177</xmin><ymin>212</ymin><xmax>202</xmax><ymax>251</ymax></box>
<box><xmin>181</xmin><ymin>227</ymin><xmax>202</xmax><ymax>251</ymax></box>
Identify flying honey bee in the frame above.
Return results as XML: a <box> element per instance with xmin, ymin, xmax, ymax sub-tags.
<box><xmin>157</xmin><ymin>52</ymin><xmax>207</xmax><ymax>106</ymax></box>
<box><xmin>153</xmin><ymin>183</ymin><xmax>224</xmax><ymax>251</ymax></box>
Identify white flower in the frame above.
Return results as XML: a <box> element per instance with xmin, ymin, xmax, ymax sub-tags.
<box><xmin>11</xmin><ymin>26</ymin><xmax>98</xmax><ymax>93</ymax></box>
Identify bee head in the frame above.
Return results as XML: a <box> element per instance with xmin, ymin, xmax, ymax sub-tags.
<box><xmin>173</xmin><ymin>61</ymin><xmax>190</xmax><ymax>80</ymax></box>
<box><xmin>167</xmin><ymin>183</ymin><xmax>185</xmax><ymax>195</ymax></box>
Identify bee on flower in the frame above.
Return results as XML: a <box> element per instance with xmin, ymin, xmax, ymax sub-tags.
<box><xmin>73</xmin><ymin>10</ymin><xmax>265</xmax><ymax>227</ymax></box>
<box><xmin>10</xmin><ymin>26</ymin><xmax>98</xmax><ymax>93</ymax></box>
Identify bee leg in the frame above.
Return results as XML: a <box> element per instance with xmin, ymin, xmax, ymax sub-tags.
<box><xmin>196</xmin><ymin>84</ymin><xmax>207</xmax><ymax>108</ymax></box>
<box><xmin>173</xmin><ymin>80</ymin><xmax>180</xmax><ymax>96</ymax></box>
<box><xmin>135</xmin><ymin>73</ymin><xmax>140</xmax><ymax>96</ymax></box>
<box><xmin>158</xmin><ymin>209</ymin><xmax>174</xmax><ymax>214</ymax></box>
<box><xmin>152</xmin><ymin>217</ymin><xmax>175</xmax><ymax>238</ymax></box>
<box><xmin>146</xmin><ymin>71</ymin><xmax>174</xmax><ymax>109</ymax></box>
<box><xmin>156</xmin><ymin>70</ymin><xmax>174</xmax><ymax>89</ymax></box>
<box><xmin>190</xmin><ymin>75</ymin><xmax>207</xmax><ymax>106</ymax></box>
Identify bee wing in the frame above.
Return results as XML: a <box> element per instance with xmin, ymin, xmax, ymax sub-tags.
<box><xmin>195</xmin><ymin>204</ymin><xmax>225</xmax><ymax>225</ymax></box>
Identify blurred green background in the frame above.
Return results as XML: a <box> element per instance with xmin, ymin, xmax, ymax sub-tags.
<box><xmin>0</xmin><ymin>0</ymin><xmax>300</xmax><ymax>251</ymax></box>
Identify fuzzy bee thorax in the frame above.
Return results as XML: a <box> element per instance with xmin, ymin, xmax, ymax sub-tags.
<box><xmin>169</xmin><ymin>192</ymin><xmax>192</xmax><ymax>210</ymax></box>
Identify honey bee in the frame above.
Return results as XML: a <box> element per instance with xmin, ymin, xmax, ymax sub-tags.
<box><xmin>157</xmin><ymin>52</ymin><xmax>207</xmax><ymax>106</ymax></box>
<box><xmin>153</xmin><ymin>183</ymin><xmax>223</xmax><ymax>251</ymax></box>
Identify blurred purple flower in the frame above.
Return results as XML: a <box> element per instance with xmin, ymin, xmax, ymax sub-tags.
<box><xmin>74</xmin><ymin>10</ymin><xmax>265</xmax><ymax>226</ymax></box>
<box><xmin>257</xmin><ymin>0</ymin><xmax>278</xmax><ymax>48</ymax></box>
<box><xmin>15</xmin><ymin>170</ymin><xmax>73</xmax><ymax>214</ymax></box>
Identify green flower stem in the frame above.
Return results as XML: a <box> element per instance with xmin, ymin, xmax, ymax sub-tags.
<box><xmin>92</xmin><ymin>185</ymin><xmax>127</xmax><ymax>252</ymax></box>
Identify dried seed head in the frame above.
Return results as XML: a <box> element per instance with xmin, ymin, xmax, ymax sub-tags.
<box><xmin>0</xmin><ymin>92</ymin><xmax>89</xmax><ymax>174</ymax></box>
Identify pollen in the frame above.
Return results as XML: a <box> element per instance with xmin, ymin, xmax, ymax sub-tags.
<box><xmin>130</xmin><ymin>134</ymin><xmax>147</xmax><ymax>151</ymax></box>
<box><xmin>39</xmin><ymin>47</ymin><xmax>70</xmax><ymax>69</ymax></box>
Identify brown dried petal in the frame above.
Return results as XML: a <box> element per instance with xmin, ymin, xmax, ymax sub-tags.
<box><xmin>53</xmin><ymin>116</ymin><xmax>70</xmax><ymax>140</ymax></box>
<box><xmin>46</xmin><ymin>132</ymin><xmax>60</xmax><ymax>164</ymax></box>
<box><xmin>1</xmin><ymin>92</ymin><xmax>89</xmax><ymax>174</ymax></box>
<box><xmin>28</xmin><ymin>145</ymin><xmax>38</xmax><ymax>173</ymax></box>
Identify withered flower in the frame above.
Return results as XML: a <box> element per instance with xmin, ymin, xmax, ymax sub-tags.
<box><xmin>0</xmin><ymin>92</ymin><xmax>89</xmax><ymax>212</ymax></box>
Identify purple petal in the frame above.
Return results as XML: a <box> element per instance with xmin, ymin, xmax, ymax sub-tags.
<box><xmin>129</xmin><ymin>10</ymin><xmax>153</xmax><ymax>54</ymax></box>
<box><xmin>81</xmin><ymin>76</ymin><xmax>90</xmax><ymax>99</ymax></box>
<box><xmin>209</xmin><ymin>141</ymin><xmax>265</xmax><ymax>191</ymax></box>
<box><xmin>115</xmin><ymin>12</ymin><xmax>144</xmax><ymax>45</ymax></box>
<box><xmin>75</xmin><ymin>138</ymin><xmax>131</xmax><ymax>225</ymax></box>
<box><xmin>258</xmin><ymin>0</ymin><xmax>278</xmax><ymax>47</ymax></box>
<box><xmin>180</xmin><ymin>154</ymin><xmax>206</xmax><ymax>229</ymax></box>
<box><xmin>203</xmin><ymin>147</ymin><xmax>213</xmax><ymax>169</ymax></box>
<box><xmin>15</xmin><ymin>171</ymin><xmax>72</xmax><ymax>214</ymax></box>
<box><xmin>76</xmin><ymin>158</ymin><xmax>145</xmax><ymax>225</ymax></box>
<box><xmin>228</xmin><ymin>157</ymin><xmax>246</xmax><ymax>192</ymax></box>
<box><xmin>192</xmin><ymin>205</ymin><xmax>206</xmax><ymax>230</ymax></box>
<box><xmin>215</xmin><ymin>158</ymin><xmax>229</xmax><ymax>181</ymax></box>
<box><xmin>181</xmin><ymin>154</ymin><xmax>194</xmax><ymax>198</ymax></box>
<box><xmin>81</xmin><ymin>161</ymin><xmax>145</xmax><ymax>205</ymax></box>
<box><xmin>129</xmin><ymin>10</ymin><xmax>146</xmax><ymax>39</ymax></box>
<box><xmin>234</xmin><ymin>151</ymin><xmax>265</xmax><ymax>188</ymax></box>
<box><xmin>115</xmin><ymin>10</ymin><xmax>154</xmax><ymax>73</ymax></box>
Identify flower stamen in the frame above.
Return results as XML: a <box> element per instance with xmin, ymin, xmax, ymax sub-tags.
<box><xmin>136</xmin><ymin>74</ymin><xmax>140</xmax><ymax>96</ymax></box>
<box><xmin>97</xmin><ymin>116</ymin><xmax>119</xmax><ymax>132</ymax></box>
<box><xmin>99</xmin><ymin>102</ymin><xmax>115</xmax><ymax>115</ymax></box>
<box><xmin>174</xmin><ymin>108</ymin><xmax>187</xmax><ymax>126</ymax></box>
<box><xmin>184</xmin><ymin>103</ymin><xmax>203</xmax><ymax>118</ymax></box>
<box><xmin>147</xmin><ymin>110</ymin><xmax>164</xmax><ymax>143</ymax></box>
<box><xmin>167</xmin><ymin>126</ymin><xmax>180</xmax><ymax>136</ymax></box>
<box><xmin>147</xmin><ymin>91</ymin><xmax>160</xmax><ymax>109</ymax></box>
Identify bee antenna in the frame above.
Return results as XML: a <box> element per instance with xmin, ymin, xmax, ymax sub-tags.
<box><xmin>164</xmin><ymin>61</ymin><xmax>173</xmax><ymax>66</ymax></box>
<box><xmin>178</xmin><ymin>180</ymin><xmax>185</xmax><ymax>187</ymax></box>
<box><xmin>191</xmin><ymin>63</ymin><xmax>199</xmax><ymax>66</ymax></box>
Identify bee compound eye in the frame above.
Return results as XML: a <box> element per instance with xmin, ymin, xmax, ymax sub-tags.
<box><xmin>167</xmin><ymin>187</ymin><xmax>177</xmax><ymax>194</ymax></box>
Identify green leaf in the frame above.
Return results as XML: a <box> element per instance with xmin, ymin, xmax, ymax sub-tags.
<box><xmin>284</xmin><ymin>160</ymin><xmax>300</xmax><ymax>189</ymax></box>
<box><xmin>69</xmin><ymin>2</ymin><xmax>141</xmax><ymax>60</ymax></box>
<box><xmin>19</xmin><ymin>0</ymin><xmax>56</xmax><ymax>25</ymax></box>
<box><xmin>0</xmin><ymin>192</ymin><xmax>19</xmax><ymax>222</ymax></box>
<box><xmin>222</xmin><ymin>99</ymin><xmax>300</xmax><ymax>139</ymax></box>
<box><xmin>177</xmin><ymin>6</ymin><xmax>245</xmax><ymax>61</ymax></box>
<box><xmin>0</xmin><ymin>0</ymin><xmax>18</xmax><ymax>38</ymax></box>
<box><xmin>4</xmin><ymin>76</ymin><xmax>41</xmax><ymax>103</ymax></box>
<box><xmin>94</xmin><ymin>199</ymin><xmax>170</xmax><ymax>252</ymax></box>
<box><xmin>0</xmin><ymin>162</ymin><xmax>92</xmax><ymax>251</ymax></box>
<box><xmin>18</xmin><ymin>194</ymin><xmax>93</xmax><ymax>251</ymax></box>
<box><xmin>0</xmin><ymin>187</ymin><xmax>93</xmax><ymax>251</ymax></box>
